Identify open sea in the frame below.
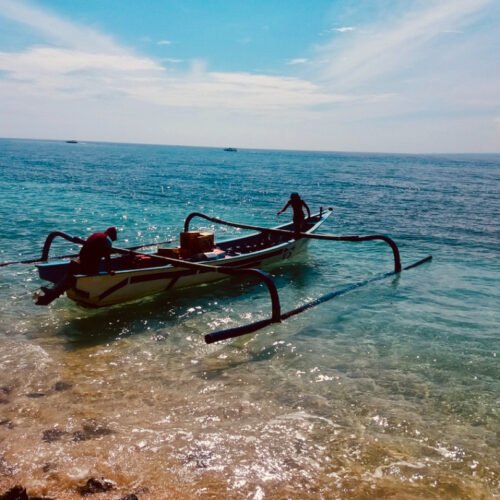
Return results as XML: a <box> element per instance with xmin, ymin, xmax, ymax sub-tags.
<box><xmin>0</xmin><ymin>138</ymin><xmax>499</xmax><ymax>499</ymax></box>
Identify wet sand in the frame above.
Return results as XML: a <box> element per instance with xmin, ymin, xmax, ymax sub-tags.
<box><xmin>1</xmin><ymin>325</ymin><xmax>498</xmax><ymax>499</ymax></box>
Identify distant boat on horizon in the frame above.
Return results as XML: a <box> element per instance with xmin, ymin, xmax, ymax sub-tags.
<box><xmin>65</xmin><ymin>140</ymin><xmax>78</xmax><ymax>144</ymax></box>
<box><xmin>223</xmin><ymin>147</ymin><xmax>237</xmax><ymax>152</ymax></box>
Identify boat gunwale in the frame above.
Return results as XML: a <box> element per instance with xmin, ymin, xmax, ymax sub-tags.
<box><xmin>41</xmin><ymin>211</ymin><xmax>330</xmax><ymax>280</ymax></box>
<box><xmin>100</xmin><ymin>212</ymin><xmax>328</xmax><ymax>277</ymax></box>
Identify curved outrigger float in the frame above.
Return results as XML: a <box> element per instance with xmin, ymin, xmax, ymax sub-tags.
<box><xmin>1</xmin><ymin>208</ymin><xmax>432</xmax><ymax>344</ymax></box>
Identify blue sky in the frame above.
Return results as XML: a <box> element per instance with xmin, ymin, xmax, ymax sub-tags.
<box><xmin>0</xmin><ymin>0</ymin><xmax>499</xmax><ymax>153</ymax></box>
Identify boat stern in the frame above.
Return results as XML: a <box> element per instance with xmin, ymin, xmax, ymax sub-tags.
<box><xmin>36</xmin><ymin>260</ymin><xmax>72</xmax><ymax>284</ymax></box>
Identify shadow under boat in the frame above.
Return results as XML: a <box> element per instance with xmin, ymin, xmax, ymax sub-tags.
<box><xmin>54</xmin><ymin>258</ymin><xmax>314</xmax><ymax>350</ymax></box>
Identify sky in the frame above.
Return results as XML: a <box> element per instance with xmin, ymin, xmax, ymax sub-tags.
<box><xmin>0</xmin><ymin>0</ymin><xmax>499</xmax><ymax>153</ymax></box>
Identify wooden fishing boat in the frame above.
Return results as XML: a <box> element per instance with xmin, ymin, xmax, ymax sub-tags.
<box><xmin>0</xmin><ymin>206</ymin><xmax>431</xmax><ymax>344</ymax></box>
<box><xmin>35</xmin><ymin>209</ymin><xmax>333</xmax><ymax>308</ymax></box>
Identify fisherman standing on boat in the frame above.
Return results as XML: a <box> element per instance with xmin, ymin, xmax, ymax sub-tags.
<box><xmin>277</xmin><ymin>192</ymin><xmax>311</xmax><ymax>238</ymax></box>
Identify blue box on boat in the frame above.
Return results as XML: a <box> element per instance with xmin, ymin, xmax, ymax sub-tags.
<box><xmin>203</xmin><ymin>249</ymin><xmax>225</xmax><ymax>260</ymax></box>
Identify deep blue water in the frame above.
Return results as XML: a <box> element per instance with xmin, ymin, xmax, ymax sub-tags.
<box><xmin>0</xmin><ymin>138</ymin><xmax>499</xmax><ymax>497</ymax></box>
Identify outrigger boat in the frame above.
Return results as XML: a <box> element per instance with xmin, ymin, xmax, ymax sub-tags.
<box><xmin>1</xmin><ymin>208</ymin><xmax>432</xmax><ymax>344</ymax></box>
<box><xmin>34</xmin><ymin>209</ymin><xmax>333</xmax><ymax>308</ymax></box>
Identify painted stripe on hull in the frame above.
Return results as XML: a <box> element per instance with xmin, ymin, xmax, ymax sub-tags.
<box><xmin>98</xmin><ymin>278</ymin><xmax>129</xmax><ymax>301</ymax></box>
<box><xmin>71</xmin><ymin>245</ymin><xmax>300</xmax><ymax>306</ymax></box>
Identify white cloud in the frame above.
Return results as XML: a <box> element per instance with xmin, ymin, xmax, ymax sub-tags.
<box><xmin>287</xmin><ymin>58</ymin><xmax>308</xmax><ymax>65</ymax></box>
<box><xmin>335</xmin><ymin>27</ymin><xmax>354</xmax><ymax>33</ymax></box>
<box><xmin>162</xmin><ymin>58</ymin><xmax>182</xmax><ymax>64</ymax></box>
<box><xmin>0</xmin><ymin>0</ymin><xmax>121</xmax><ymax>54</ymax></box>
<box><xmin>305</xmin><ymin>0</ymin><xmax>500</xmax><ymax>151</ymax></box>
<box><xmin>0</xmin><ymin>46</ymin><xmax>353</xmax><ymax>111</ymax></box>
<box><xmin>0</xmin><ymin>1</ymin><xmax>352</xmax><ymax>112</ymax></box>
<box><xmin>157</xmin><ymin>40</ymin><xmax>172</xmax><ymax>46</ymax></box>
<box><xmin>318</xmin><ymin>0</ymin><xmax>495</xmax><ymax>89</ymax></box>
<box><xmin>0</xmin><ymin>47</ymin><xmax>163</xmax><ymax>75</ymax></box>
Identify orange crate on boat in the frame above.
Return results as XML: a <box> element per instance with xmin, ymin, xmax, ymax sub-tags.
<box><xmin>180</xmin><ymin>231</ymin><xmax>214</xmax><ymax>256</ymax></box>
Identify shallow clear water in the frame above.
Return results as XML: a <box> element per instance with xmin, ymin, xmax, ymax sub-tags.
<box><xmin>0</xmin><ymin>139</ymin><xmax>499</xmax><ymax>498</ymax></box>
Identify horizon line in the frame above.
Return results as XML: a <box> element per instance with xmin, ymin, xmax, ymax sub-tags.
<box><xmin>1</xmin><ymin>136</ymin><xmax>499</xmax><ymax>157</ymax></box>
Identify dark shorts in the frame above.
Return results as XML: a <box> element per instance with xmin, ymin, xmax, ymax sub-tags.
<box><xmin>293</xmin><ymin>215</ymin><xmax>305</xmax><ymax>236</ymax></box>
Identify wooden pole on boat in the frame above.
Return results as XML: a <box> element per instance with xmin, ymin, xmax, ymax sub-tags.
<box><xmin>0</xmin><ymin>236</ymin><xmax>175</xmax><ymax>268</ymax></box>
<box><xmin>31</xmin><ymin>236</ymin><xmax>281</xmax><ymax>318</ymax></box>
<box><xmin>0</xmin><ymin>232</ymin><xmax>86</xmax><ymax>268</ymax></box>
<box><xmin>183</xmin><ymin>211</ymin><xmax>402</xmax><ymax>273</ymax></box>
<box><xmin>110</xmin><ymin>246</ymin><xmax>282</xmax><ymax>324</ymax></box>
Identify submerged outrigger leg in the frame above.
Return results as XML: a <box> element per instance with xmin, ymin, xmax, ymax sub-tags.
<box><xmin>205</xmin><ymin>254</ymin><xmax>432</xmax><ymax>344</ymax></box>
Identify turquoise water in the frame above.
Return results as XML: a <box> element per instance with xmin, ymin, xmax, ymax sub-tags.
<box><xmin>0</xmin><ymin>138</ymin><xmax>499</xmax><ymax>498</ymax></box>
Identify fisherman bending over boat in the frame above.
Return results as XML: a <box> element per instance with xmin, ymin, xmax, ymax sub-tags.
<box><xmin>79</xmin><ymin>226</ymin><xmax>117</xmax><ymax>275</ymax></box>
<box><xmin>35</xmin><ymin>227</ymin><xmax>117</xmax><ymax>305</ymax></box>
<box><xmin>277</xmin><ymin>192</ymin><xmax>311</xmax><ymax>238</ymax></box>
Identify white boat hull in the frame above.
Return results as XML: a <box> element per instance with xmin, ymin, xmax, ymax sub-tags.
<box><xmin>67</xmin><ymin>238</ymin><xmax>309</xmax><ymax>307</ymax></box>
<box><xmin>37</xmin><ymin>210</ymin><xmax>332</xmax><ymax>308</ymax></box>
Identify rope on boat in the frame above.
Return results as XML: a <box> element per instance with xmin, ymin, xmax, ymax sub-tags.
<box><xmin>204</xmin><ymin>255</ymin><xmax>432</xmax><ymax>344</ymax></box>
<box><xmin>183</xmin><ymin>211</ymin><xmax>402</xmax><ymax>273</ymax></box>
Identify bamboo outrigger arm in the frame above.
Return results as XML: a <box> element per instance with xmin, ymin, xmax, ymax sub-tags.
<box><xmin>183</xmin><ymin>211</ymin><xmax>402</xmax><ymax>273</ymax></box>
<box><xmin>108</xmin><ymin>247</ymin><xmax>283</xmax><ymax>325</ymax></box>
<box><xmin>41</xmin><ymin>231</ymin><xmax>85</xmax><ymax>261</ymax></box>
